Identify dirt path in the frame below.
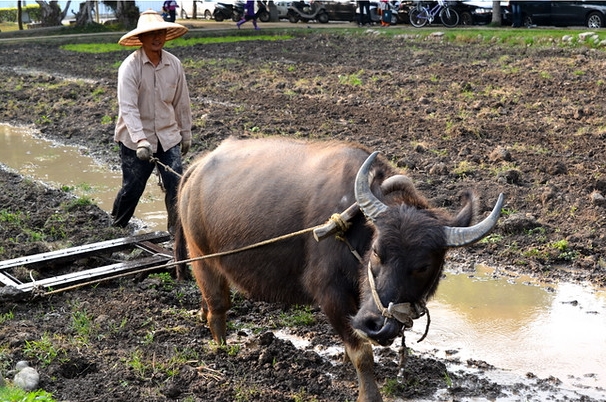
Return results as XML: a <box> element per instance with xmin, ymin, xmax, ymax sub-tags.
<box><xmin>1</xmin><ymin>24</ymin><xmax>605</xmax><ymax>401</ymax></box>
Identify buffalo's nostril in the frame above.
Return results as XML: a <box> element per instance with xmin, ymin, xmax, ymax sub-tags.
<box><xmin>353</xmin><ymin>313</ymin><xmax>401</xmax><ymax>346</ymax></box>
<box><xmin>362</xmin><ymin>317</ymin><xmax>383</xmax><ymax>333</ymax></box>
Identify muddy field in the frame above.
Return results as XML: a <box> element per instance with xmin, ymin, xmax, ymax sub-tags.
<box><xmin>1</xmin><ymin>23</ymin><xmax>606</xmax><ymax>401</ymax></box>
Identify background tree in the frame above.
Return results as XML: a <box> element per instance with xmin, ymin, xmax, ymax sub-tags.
<box><xmin>491</xmin><ymin>0</ymin><xmax>502</xmax><ymax>25</ymax></box>
<box><xmin>35</xmin><ymin>0</ymin><xmax>71</xmax><ymax>27</ymax></box>
<box><xmin>103</xmin><ymin>0</ymin><xmax>140</xmax><ymax>29</ymax></box>
<box><xmin>74</xmin><ymin>0</ymin><xmax>96</xmax><ymax>26</ymax></box>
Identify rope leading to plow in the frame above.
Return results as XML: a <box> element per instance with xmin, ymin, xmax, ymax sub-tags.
<box><xmin>42</xmin><ymin>221</ymin><xmax>333</xmax><ymax>297</ymax></box>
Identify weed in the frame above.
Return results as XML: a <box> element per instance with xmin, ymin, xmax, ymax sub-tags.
<box><xmin>444</xmin><ymin>371</ymin><xmax>453</xmax><ymax>387</ymax></box>
<box><xmin>292</xmin><ymin>389</ymin><xmax>319</xmax><ymax>402</ymax></box>
<box><xmin>277</xmin><ymin>305</ymin><xmax>315</xmax><ymax>327</ymax></box>
<box><xmin>452</xmin><ymin>160</ymin><xmax>476</xmax><ymax>177</ymax></box>
<box><xmin>0</xmin><ymin>310</ymin><xmax>14</xmax><ymax>324</ymax></box>
<box><xmin>381</xmin><ymin>378</ymin><xmax>404</xmax><ymax>396</ymax></box>
<box><xmin>100</xmin><ymin>115</ymin><xmax>113</xmax><ymax>125</ymax></box>
<box><xmin>126</xmin><ymin>349</ymin><xmax>149</xmax><ymax>377</ymax></box>
<box><xmin>0</xmin><ymin>209</ymin><xmax>23</xmax><ymax>224</ymax></box>
<box><xmin>0</xmin><ymin>386</ymin><xmax>57</xmax><ymax>402</ymax></box>
<box><xmin>149</xmin><ymin>272</ymin><xmax>175</xmax><ymax>291</ymax></box>
<box><xmin>70</xmin><ymin>305</ymin><xmax>96</xmax><ymax>343</ymax></box>
<box><xmin>338</xmin><ymin>71</ymin><xmax>363</xmax><ymax>86</ymax></box>
<box><xmin>63</xmin><ymin>196</ymin><xmax>93</xmax><ymax>210</ymax></box>
<box><xmin>23</xmin><ymin>333</ymin><xmax>66</xmax><ymax>367</ymax></box>
<box><xmin>479</xmin><ymin>233</ymin><xmax>502</xmax><ymax>244</ymax></box>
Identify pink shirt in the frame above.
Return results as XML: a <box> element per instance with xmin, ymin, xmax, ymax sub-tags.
<box><xmin>114</xmin><ymin>48</ymin><xmax>192</xmax><ymax>152</ymax></box>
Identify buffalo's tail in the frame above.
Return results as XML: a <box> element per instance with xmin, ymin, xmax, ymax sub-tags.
<box><xmin>173</xmin><ymin>210</ymin><xmax>190</xmax><ymax>281</ymax></box>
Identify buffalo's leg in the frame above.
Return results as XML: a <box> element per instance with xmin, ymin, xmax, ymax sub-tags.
<box><xmin>191</xmin><ymin>259</ymin><xmax>231</xmax><ymax>344</ymax></box>
<box><xmin>345</xmin><ymin>341</ymin><xmax>382</xmax><ymax>402</ymax></box>
<box><xmin>319</xmin><ymin>290</ymin><xmax>382</xmax><ymax>402</ymax></box>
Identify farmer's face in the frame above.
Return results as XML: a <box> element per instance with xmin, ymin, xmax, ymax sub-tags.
<box><xmin>139</xmin><ymin>29</ymin><xmax>167</xmax><ymax>52</ymax></box>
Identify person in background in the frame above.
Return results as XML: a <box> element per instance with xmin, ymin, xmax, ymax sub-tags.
<box><xmin>357</xmin><ymin>0</ymin><xmax>371</xmax><ymax>26</ymax></box>
<box><xmin>112</xmin><ymin>10</ymin><xmax>192</xmax><ymax>235</ymax></box>
<box><xmin>510</xmin><ymin>1</ymin><xmax>522</xmax><ymax>28</ymax></box>
<box><xmin>237</xmin><ymin>0</ymin><xmax>264</xmax><ymax>29</ymax></box>
<box><xmin>379</xmin><ymin>0</ymin><xmax>391</xmax><ymax>27</ymax></box>
<box><xmin>162</xmin><ymin>0</ymin><xmax>179</xmax><ymax>22</ymax></box>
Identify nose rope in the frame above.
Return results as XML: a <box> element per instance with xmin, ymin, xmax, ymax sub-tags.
<box><xmin>366</xmin><ymin>262</ymin><xmax>431</xmax><ymax>343</ymax></box>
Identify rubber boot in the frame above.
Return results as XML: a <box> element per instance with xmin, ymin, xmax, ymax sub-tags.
<box><xmin>237</xmin><ymin>19</ymin><xmax>244</xmax><ymax>29</ymax></box>
<box><xmin>253</xmin><ymin>20</ymin><xmax>259</xmax><ymax>30</ymax></box>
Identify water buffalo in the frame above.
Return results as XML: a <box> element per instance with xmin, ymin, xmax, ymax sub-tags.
<box><xmin>174</xmin><ymin>137</ymin><xmax>503</xmax><ymax>402</ymax></box>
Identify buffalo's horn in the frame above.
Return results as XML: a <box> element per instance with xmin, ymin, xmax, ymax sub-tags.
<box><xmin>355</xmin><ymin>152</ymin><xmax>389</xmax><ymax>221</ymax></box>
<box><xmin>380</xmin><ymin>175</ymin><xmax>414</xmax><ymax>194</ymax></box>
<box><xmin>444</xmin><ymin>193</ymin><xmax>505</xmax><ymax>247</ymax></box>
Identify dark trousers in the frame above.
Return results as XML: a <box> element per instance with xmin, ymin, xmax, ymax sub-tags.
<box><xmin>511</xmin><ymin>3</ymin><xmax>522</xmax><ymax>27</ymax></box>
<box><xmin>358</xmin><ymin>1</ymin><xmax>371</xmax><ymax>25</ymax></box>
<box><xmin>111</xmin><ymin>142</ymin><xmax>182</xmax><ymax>234</ymax></box>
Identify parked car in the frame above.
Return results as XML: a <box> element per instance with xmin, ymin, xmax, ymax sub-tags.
<box><xmin>180</xmin><ymin>0</ymin><xmax>217</xmax><ymax>20</ymax></box>
<box><xmin>287</xmin><ymin>0</ymin><xmax>356</xmax><ymax>23</ymax></box>
<box><xmin>503</xmin><ymin>1</ymin><xmax>606</xmax><ymax>28</ymax></box>
<box><xmin>273</xmin><ymin>1</ymin><xmax>293</xmax><ymax>19</ymax></box>
<box><xmin>455</xmin><ymin>1</ymin><xmax>494</xmax><ymax>25</ymax></box>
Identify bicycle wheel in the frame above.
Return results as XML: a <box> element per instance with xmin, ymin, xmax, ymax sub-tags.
<box><xmin>439</xmin><ymin>6</ymin><xmax>459</xmax><ymax>28</ymax></box>
<box><xmin>409</xmin><ymin>7</ymin><xmax>428</xmax><ymax>27</ymax></box>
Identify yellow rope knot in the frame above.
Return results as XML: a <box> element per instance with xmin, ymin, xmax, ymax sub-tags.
<box><xmin>329</xmin><ymin>213</ymin><xmax>350</xmax><ymax>237</ymax></box>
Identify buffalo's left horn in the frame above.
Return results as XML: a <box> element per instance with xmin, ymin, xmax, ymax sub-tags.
<box><xmin>355</xmin><ymin>152</ymin><xmax>389</xmax><ymax>221</ymax></box>
<box><xmin>444</xmin><ymin>193</ymin><xmax>505</xmax><ymax>247</ymax></box>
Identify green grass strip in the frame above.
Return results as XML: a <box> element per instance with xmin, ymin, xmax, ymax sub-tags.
<box><xmin>61</xmin><ymin>34</ymin><xmax>294</xmax><ymax>53</ymax></box>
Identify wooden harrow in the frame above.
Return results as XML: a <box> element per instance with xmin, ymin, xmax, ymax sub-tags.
<box><xmin>0</xmin><ymin>231</ymin><xmax>173</xmax><ymax>301</ymax></box>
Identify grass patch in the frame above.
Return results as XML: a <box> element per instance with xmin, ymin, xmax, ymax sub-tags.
<box><xmin>0</xmin><ymin>386</ymin><xmax>57</xmax><ymax>402</ymax></box>
<box><xmin>60</xmin><ymin>34</ymin><xmax>294</xmax><ymax>53</ymax></box>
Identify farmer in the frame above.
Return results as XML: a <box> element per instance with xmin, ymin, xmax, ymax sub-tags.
<box><xmin>111</xmin><ymin>10</ymin><xmax>192</xmax><ymax>235</ymax></box>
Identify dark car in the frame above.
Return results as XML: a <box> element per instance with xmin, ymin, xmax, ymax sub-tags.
<box><xmin>505</xmin><ymin>1</ymin><xmax>606</xmax><ymax>28</ymax></box>
<box><xmin>288</xmin><ymin>0</ymin><xmax>356</xmax><ymax>23</ymax></box>
<box><xmin>455</xmin><ymin>1</ymin><xmax>494</xmax><ymax>25</ymax></box>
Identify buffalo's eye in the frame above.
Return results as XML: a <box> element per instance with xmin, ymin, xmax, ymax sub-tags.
<box><xmin>415</xmin><ymin>265</ymin><xmax>430</xmax><ymax>274</ymax></box>
<box><xmin>371</xmin><ymin>248</ymin><xmax>381</xmax><ymax>263</ymax></box>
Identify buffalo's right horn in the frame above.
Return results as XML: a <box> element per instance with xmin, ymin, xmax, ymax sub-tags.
<box><xmin>355</xmin><ymin>152</ymin><xmax>389</xmax><ymax>221</ymax></box>
<box><xmin>444</xmin><ymin>193</ymin><xmax>505</xmax><ymax>247</ymax></box>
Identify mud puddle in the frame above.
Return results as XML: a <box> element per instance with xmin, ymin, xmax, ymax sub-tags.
<box><xmin>0</xmin><ymin>123</ymin><xmax>167</xmax><ymax>231</ymax></box>
<box><xmin>276</xmin><ymin>264</ymin><xmax>606</xmax><ymax>400</ymax></box>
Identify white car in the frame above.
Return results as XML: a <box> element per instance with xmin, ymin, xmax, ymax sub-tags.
<box><xmin>179</xmin><ymin>0</ymin><xmax>217</xmax><ymax>20</ymax></box>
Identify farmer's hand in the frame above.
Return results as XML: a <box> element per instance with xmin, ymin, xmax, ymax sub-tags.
<box><xmin>181</xmin><ymin>139</ymin><xmax>191</xmax><ymax>156</ymax></box>
<box><xmin>136</xmin><ymin>140</ymin><xmax>152</xmax><ymax>161</ymax></box>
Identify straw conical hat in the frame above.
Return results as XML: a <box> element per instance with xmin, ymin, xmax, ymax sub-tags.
<box><xmin>119</xmin><ymin>9</ymin><xmax>188</xmax><ymax>47</ymax></box>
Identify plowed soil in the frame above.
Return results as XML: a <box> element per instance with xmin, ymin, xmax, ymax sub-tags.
<box><xmin>1</xmin><ymin>23</ymin><xmax>605</xmax><ymax>401</ymax></box>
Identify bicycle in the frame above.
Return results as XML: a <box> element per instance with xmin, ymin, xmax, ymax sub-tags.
<box><xmin>409</xmin><ymin>0</ymin><xmax>459</xmax><ymax>28</ymax></box>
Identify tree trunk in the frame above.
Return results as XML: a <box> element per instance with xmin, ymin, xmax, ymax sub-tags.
<box><xmin>18</xmin><ymin>0</ymin><xmax>23</xmax><ymax>30</ymax></box>
<box><xmin>115</xmin><ymin>0</ymin><xmax>140</xmax><ymax>30</ymax></box>
<box><xmin>491</xmin><ymin>0</ymin><xmax>502</xmax><ymax>25</ymax></box>
<box><xmin>74</xmin><ymin>0</ymin><xmax>95</xmax><ymax>26</ymax></box>
<box><xmin>35</xmin><ymin>0</ymin><xmax>71</xmax><ymax>27</ymax></box>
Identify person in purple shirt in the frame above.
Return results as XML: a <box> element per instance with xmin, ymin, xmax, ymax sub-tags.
<box><xmin>237</xmin><ymin>0</ymin><xmax>265</xmax><ymax>30</ymax></box>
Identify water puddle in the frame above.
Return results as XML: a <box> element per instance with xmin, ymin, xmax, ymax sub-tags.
<box><xmin>411</xmin><ymin>264</ymin><xmax>606</xmax><ymax>397</ymax></box>
<box><xmin>2</xmin><ymin>123</ymin><xmax>605</xmax><ymax>399</ymax></box>
<box><xmin>275</xmin><ymin>265</ymin><xmax>606</xmax><ymax>400</ymax></box>
<box><xmin>0</xmin><ymin>123</ymin><xmax>167</xmax><ymax>231</ymax></box>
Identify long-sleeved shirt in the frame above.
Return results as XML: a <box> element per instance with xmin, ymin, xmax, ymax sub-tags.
<box><xmin>114</xmin><ymin>48</ymin><xmax>192</xmax><ymax>153</ymax></box>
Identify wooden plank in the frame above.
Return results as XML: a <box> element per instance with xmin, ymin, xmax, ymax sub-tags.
<box><xmin>14</xmin><ymin>254</ymin><xmax>172</xmax><ymax>292</ymax></box>
<box><xmin>0</xmin><ymin>231</ymin><xmax>170</xmax><ymax>271</ymax></box>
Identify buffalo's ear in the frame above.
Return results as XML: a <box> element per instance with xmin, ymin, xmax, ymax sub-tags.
<box><xmin>450</xmin><ymin>191</ymin><xmax>477</xmax><ymax>227</ymax></box>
